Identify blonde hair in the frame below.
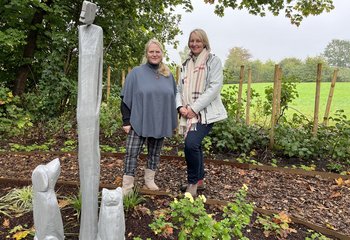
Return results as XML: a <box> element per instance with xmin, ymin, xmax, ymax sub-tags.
<box><xmin>143</xmin><ymin>38</ymin><xmax>171</xmax><ymax>77</ymax></box>
<box><xmin>188</xmin><ymin>28</ymin><xmax>211</xmax><ymax>52</ymax></box>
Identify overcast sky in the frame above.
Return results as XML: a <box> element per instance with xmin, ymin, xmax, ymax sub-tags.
<box><xmin>166</xmin><ymin>0</ymin><xmax>350</xmax><ymax>65</ymax></box>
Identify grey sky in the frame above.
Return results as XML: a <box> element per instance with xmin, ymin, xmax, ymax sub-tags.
<box><xmin>166</xmin><ymin>0</ymin><xmax>349</xmax><ymax>64</ymax></box>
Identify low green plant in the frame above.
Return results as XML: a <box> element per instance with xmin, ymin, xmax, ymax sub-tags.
<box><xmin>221</xmin><ymin>184</ymin><xmax>254</xmax><ymax>239</ymax></box>
<box><xmin>9</xmin><ymin>142</ymin><xmax>52</xmax><ymax>152</ymax></box>
<box><xmin>149</xmin><ymin>212</ymin><xmax>174</xmax><ymax>238</ymax></box>
<box><xmin>100</xmin><ymin>144</ymin><xmax>117</xmax><ymax>153</ymax></box>
<box><xmin>270</xmin><ymin>158</ymin><xmax>278</xmax><ymax>167</ymax></box>
<box><xmin>236</xmin><ymin>153</ymin><xmax>262</xmax><ymax>165</ymax></box>
<box><xmin>8</xmin><ymin>224</ymin><xmax>35</xmax><ymax>240</ymax></box>
<box><xmin>326</xmin><ymin>162</ymin><xmax>343</xmax><ymax>173</ymax></box>
<box><xmin>60</xmin><ymin>139</ymin><xmax>77</xmax><ymax>152</ymax></box>
<box><xmin>300</xmin><ymin>164</ymin><xmax>316</xmax><ymax>171</ymax></box>
<box><xmin>0</xmin><ymin>186</ymin><xmax>33</xmax><ymax>215</ymax></box>
<box><xmin>162</xmin><ymin>146</ymin><xmax>173</xmax><ymax>153</ymax></box>
<box><xmin>255</xmin><ymin>211</ymin><xmax>297</xmax><ymax>239</ymax></box>
<box><xmin>149</xmin><ymin>185</ymin><xmax>253</xmax><ymax>240</ymax></box>
<box><xmin>65</xmin><ymin>192</ymin><xmax>82</xmax><ymax>220</ymax></box>
<box><xmin>305</xmin><ymin>229</ymin><xmax>331</xmax><ymax>240</ymax></box>
<box><xmin>123</xmin><ymin>188</ymin><xmax>145</xmax><ymax>212</ymax></box>
<box><xmin>118</xmin><ymin>146</ymin><xmax>127</xmax><ymax>153</ymax></box>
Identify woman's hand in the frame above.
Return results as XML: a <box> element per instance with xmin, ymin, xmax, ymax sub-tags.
<box><xmin>123</xmin><ymin>125</ymin><xmax>131</xmax><ymax>134</ymax></box>
<box><xmin>186</xmin><ymin>107</ymin><xmax>197</xmax><ymax>119</ymax></box>
<box><xmin>179</xmin><ymin>107</ymin><xmax>188</xmax><ymax>118</ymax></box>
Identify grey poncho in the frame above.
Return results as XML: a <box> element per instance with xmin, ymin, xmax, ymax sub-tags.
<box><xmin>121</xmin><ymin>63</ymin><xmax>177</xmax><ymax>138</ymax></box>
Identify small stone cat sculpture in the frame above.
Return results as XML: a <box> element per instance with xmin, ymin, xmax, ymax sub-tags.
<box><xmin>97</xmin><ymin>187</ymin><xmax>125</xmax><ymax>240</ymax></box>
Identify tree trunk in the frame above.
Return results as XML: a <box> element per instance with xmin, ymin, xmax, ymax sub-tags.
<box><xmin>13</xmin><ymin>2</ymin><xmax>52</xmax><ymax>96</ymax></box>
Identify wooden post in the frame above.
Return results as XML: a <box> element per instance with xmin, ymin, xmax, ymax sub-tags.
<box><xmin>245</xmin><ymin>68</ymin><xmax>252</xmax><ymax>125</ymax></box>
<box><xmin>176</xmin><ymin>66</ymin><xmax>181</xmax><ymax>84</ymax></box>
<box><xmin>269</xmin><ymin>64</ymin><xmax>279</xmax><ymax>149</ymax></box>
<box><xmin>323</xmin><ymin>69</ymin><xmax>338</xmax><ymax>126</ymax></box>
<box><xmin>312</xmin><ymin>63</ymin><xmax>322</xmax><ymax>136</ymax></box>
<box><xmin>121</xmin><ymin>70</ymin><xmax>126</xmax><ymax>87</ymax></box>
<box><xmin>276</xmin><ymin>67</ymin><xmax>282</xmax><ymax>123</ymax></box>
<box><xmin>106</xmin><ymin>66</ymin><xmax>111</xmax><ymax>102</ymax></box>
<box><xmin>236</xmin><ymin>65</ymin><xmax>244</xmax><ymax>121</ymax></box>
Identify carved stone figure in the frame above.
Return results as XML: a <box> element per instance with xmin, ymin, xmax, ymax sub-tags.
<box><xmin>97</xmin><ymin>188</ymin><xmax>125</xmax><ymax>240</ymax></box>
<box><xmin>77</xmin><ymin>1</ymin><xmax>103</xmax><ymax>239</ymax></box>
<box><xmin>32</xmin><ymin>158</ymin><xmax>64</xmax><ymax>240</ymax></box>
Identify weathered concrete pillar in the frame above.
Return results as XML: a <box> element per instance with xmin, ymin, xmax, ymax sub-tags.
<box><xmin>77</xmin><ymin>1</ymin><xmax>103</xmax><ymax>239</ymax></box>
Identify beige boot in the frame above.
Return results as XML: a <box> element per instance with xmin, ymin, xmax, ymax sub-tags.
<box><xmin>144</xmin><ymin>169</ymin><xmax>159</xmax><ymax>190</ymax></box>
<box><xmin>185</xmin><ymin>184</ymin><xmax>197</xmax><ymax>197</ymax></box>
<box><xmin>122</xmin><ymin>175</ymin><xmax>134</xmax><ymax>196</ymax></box>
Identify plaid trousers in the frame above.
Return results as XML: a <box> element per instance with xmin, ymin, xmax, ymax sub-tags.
<box><xmin>124</xmin><ymin>129</ymin><xmax>164</xmax><ymax>176</ymax></box>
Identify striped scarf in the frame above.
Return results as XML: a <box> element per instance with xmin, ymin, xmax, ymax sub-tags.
<box><xmin>179</xmin><ymin>48</ymin><xmax>209</xmax><ymax>137</ymax></box>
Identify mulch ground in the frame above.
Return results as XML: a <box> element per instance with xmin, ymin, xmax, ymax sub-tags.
<box><xmin>0</xmin><ymin>152</ymin><xmax>349</xmax><ymax>239</ymax></box>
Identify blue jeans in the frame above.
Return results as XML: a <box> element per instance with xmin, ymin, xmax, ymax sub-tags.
<box><xmin>184</xmin><ymin>123</ymin><xmax>213</xmax><ymax>184</ymax></box>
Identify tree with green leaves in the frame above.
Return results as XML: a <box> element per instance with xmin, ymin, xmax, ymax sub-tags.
<box><xmin>224</xmin><ymin>47</ymin><xmax>252</xmax><ymax>82</ymax></box>
<box><xmin>323</xmin><ymin>39</ymin><xmax>350</xmax><ymax>68</ymax></box>
<box><xmin>204</xmin><ymin>0</ymin><xmax>334</xmax><ymax>26</ymax></box>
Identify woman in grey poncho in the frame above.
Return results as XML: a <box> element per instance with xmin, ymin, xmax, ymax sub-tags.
<box><xmin>120</xmin><ymin>38</ymin><xmax>177</xmax><ymax>195</ymax></box>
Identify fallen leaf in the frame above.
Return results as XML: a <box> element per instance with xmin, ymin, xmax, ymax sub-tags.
<box><xmin>238</xmin><ymin>169</ymin><xmax>246</xmax><ymax>176</ymax></box>
<box><xmin>308</xmin><ymin>185</ymin><xmax>315</xmax><ymax>192</ymax></box>
<box><xmin>2</xmin><ymin>218</ymin><xmax>10</xmax><ymax>228</ymax></box>
<box><xmin>325</xmin><ymin>223</ymin><xmax>337</xmax><ymax>230</ymax></box>
<box><xmin>330</xmin><ymin>192</ymin><xmax>341</xmax><ymax>198</ymax></box>
<box><xmin>335</xmin><ymin>178</ymin><xmax>343</xmax><ymax>186</ymax></box>
<box><xmin>113</xmin><ymin>176</ymin><xmax>123</xmax><ymax>186</ymax></box>
<box><xmin>164</xmin><ymin>225</ymin><xmax>174</xmax><ymax>235</ymax></box>
<box><xmin>13</xmin><ymin>230</ymin><xmax>31</xmax><ymax>240</ymax></box>
<box><xmin>58</xmin><ymin>199</ymin><xmax>71</xmax><ymax>208</ymax></box>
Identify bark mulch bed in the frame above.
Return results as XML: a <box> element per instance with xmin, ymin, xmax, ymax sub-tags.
<box><xmin>0</xmin><ymin>152</ymin><xmax>349</xmax><ymax>239</ymax></box>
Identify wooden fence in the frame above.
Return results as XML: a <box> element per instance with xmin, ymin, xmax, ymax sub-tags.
<box><xmin>105</xmin><ymin>64</ymin><xmax>339</xmax><ymax>149</ymax></box>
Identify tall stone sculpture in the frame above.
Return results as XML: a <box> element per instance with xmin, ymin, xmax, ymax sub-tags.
<box><xmin>32</xmin><ymin>158</ymin><xmax>64</xmax><ymax>240</ymax></box>
<box><xmin>77</xmin><ymin>1</ymin><xmax>103</xmax><ymax>239</ymax></box>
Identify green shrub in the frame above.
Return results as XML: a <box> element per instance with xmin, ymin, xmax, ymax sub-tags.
<box><xmin>0</xmin><ymin>86</ymin><xmax>33</xmax><ymax>138</ymax></box>
<box><xmin>210</xmin><ymin>118</ymin><xmax>269</xmax><ymax>154</ymax></box>
<box><xmin>100</xmin><ymin>87</ymin><xmax>123</xmax><ymax>138</ymax></box>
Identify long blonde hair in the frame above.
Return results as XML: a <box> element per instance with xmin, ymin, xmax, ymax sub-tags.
<box><xmin>143</xmin><ymin>38</ymin><xmax>171</xmax><ymax>77</ymax></box>
<box><xmin>188</xmin><ymin>28</ymin><xmax>211</xmax><ymax>52</ymax></box>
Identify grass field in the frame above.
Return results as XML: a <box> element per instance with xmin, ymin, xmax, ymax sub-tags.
<box><xmin>224</xmin><ymin>82</ymin><xmax>350</xmax><ymax>124</ymax></box>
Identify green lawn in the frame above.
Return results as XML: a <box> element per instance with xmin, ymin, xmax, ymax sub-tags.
<box><xmin>224</xmin><ymin>82</ymin><xmax>350</xmax><ymax>123</ymax></box>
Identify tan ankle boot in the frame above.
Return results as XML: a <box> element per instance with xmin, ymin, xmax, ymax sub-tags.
<box><xmin>185</xmin><ymin>184</ymin><xmax>197</xmax><ymax>197</ymax></box>
<box><xmin>144</xmin><ymin>169</ymin><xmax>159</xmax><ymax>190</ymax></box>
<box><xmin>122</xmin><ymin>175</ymin><xmax>134</xmax><ymax>196</ymax></box>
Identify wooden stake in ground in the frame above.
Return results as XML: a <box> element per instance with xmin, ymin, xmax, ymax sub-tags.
<box><xmin>269</xmin><ymin>64</ymin><xmax>279</xmax><ymax>149</ymax></box>
<box><xmin>106</xmin><ymin>66</ymin><xmax>111</xmax><ymax>102</ymax></box>
<box><xmin>121</xmin><ymin>70</ymin><xmax>126</xmax><ymax>87</ymax></box>
<box><xmin>276</xmin><ymin>67</ymin><xmax>282</xmax><ymax>123</ymax></box>
<box><xmin>312</xmin><ymin>63</ymin><xmax>322</xmax><ymax>136</ymax></box>
<box><xmin>245</xmin><ymin>68</ymin><xmax>252</xmax><ymax>125</ymax></box>
<box><xmin>176</xmin><ymin>66</ymin><xmax>181</xmax><ymax>84</ymax></box>
<box><xmin>323</xmin><ymin>69</ymin><xmax>338</xmax><ymax>126</ymax></box>
<box><xmin>237</xmin><ymin>65</ymin><xmax>244</xmax><ymax>121</ymax></box>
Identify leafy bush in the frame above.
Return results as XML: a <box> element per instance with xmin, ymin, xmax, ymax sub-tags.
<box><xmin>100</xmin><ymin>87</ymin><xmax>123</xmax><ymax>138</ymax></box>
<box><xmin>0</xmin><ymin>86</ymin><xmax>33</xmax><ymax>138</ymax></box>
<box><xmin>210</xmin><ymin>118</ymin><xmax>269</xmax><ymax>154</ymax></box>
<box><xmin>263</xmin><ymin>77</ymin><xmax>299</xmax><ymax>119</ymax></box>
<box><xmin>275</xmin><ymin>110</ymin><xmax>350</xmax><ymax>162</ymax></box>
<box><xmin>150</xmin><ymin>185</ymin><xmax>253</xmax><ymax>240</ymax></box>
